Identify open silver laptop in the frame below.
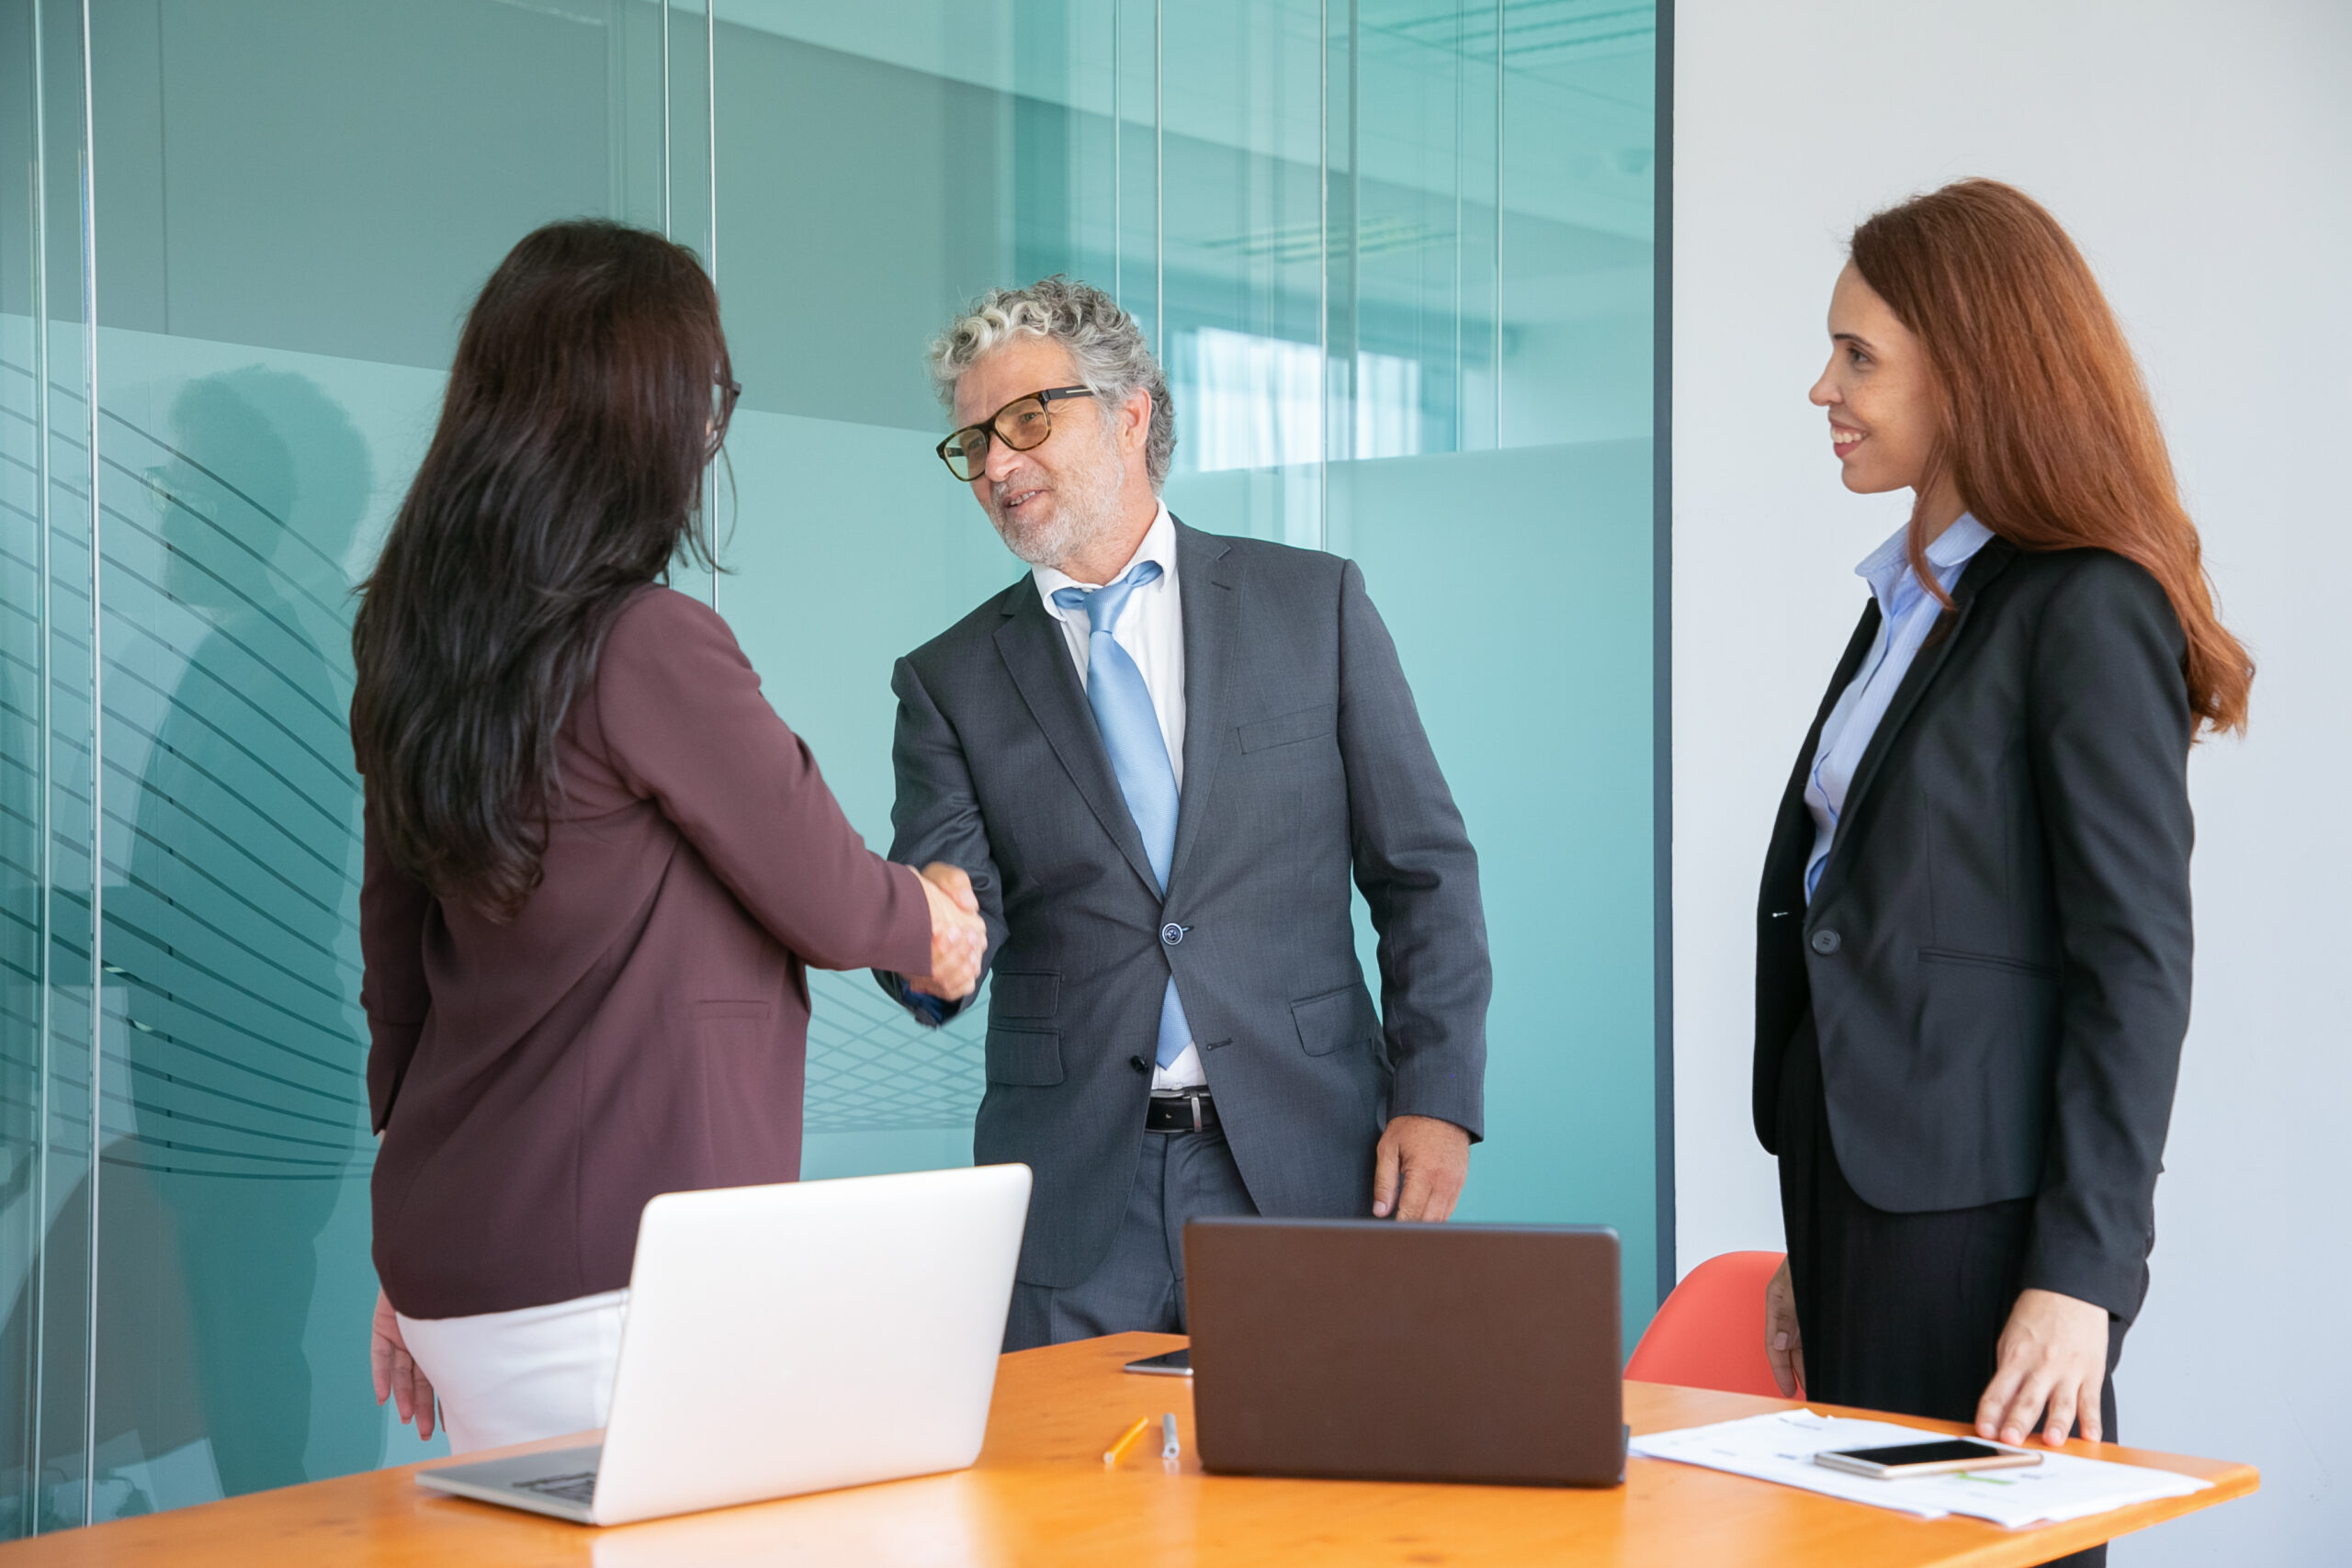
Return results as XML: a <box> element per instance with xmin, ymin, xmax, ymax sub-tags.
<box><xmin>416</xmin><ymin>1162</ymin><xmax>1031</xmax><ymax>1527</ymax></box>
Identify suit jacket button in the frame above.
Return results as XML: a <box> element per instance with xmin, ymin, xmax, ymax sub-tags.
<box><xmin>1810</xmin><ymin>930</ymin><xmax>1842</xmax><ymax>955</ymax></box>
<box><xmin>1129</xmin><ymin>1055</ymin><xmax>1148</xmax><ymax>1073</ymax></box>
<box><xmin>1161</xmin><ymin>923</ymin><xmax>1185</xmax><ymax>946</ymax></box>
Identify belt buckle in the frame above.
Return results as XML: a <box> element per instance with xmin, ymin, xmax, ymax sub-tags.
<box><xmin>1151</xmin><ymin>1089</ymin><xmax>1210</xmax><ymax>1134</ymax></box>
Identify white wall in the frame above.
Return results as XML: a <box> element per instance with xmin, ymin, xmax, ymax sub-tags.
<box><xmin>1670</xmin><ymin>2</ymin><xmax>2352</xmax><ymax>1562</ymax></box>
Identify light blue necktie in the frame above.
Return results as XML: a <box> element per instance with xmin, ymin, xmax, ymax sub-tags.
<box><xmin>1053</xmin><ymin>562</ymin><xmax>1193</xmax><ymax>1069</ymax></box>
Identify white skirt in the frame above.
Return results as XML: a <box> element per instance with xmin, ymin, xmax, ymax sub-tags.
<box><xmin>397</xmin><ymin>1288</ymin><xmax>629</xmax><ymax>1455</ymax></box>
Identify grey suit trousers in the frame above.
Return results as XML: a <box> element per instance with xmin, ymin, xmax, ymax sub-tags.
<box><xmin>1002</xmin><ymin>1123</ymin><xmax>1258</xmax><ymax>1351</ymax></box>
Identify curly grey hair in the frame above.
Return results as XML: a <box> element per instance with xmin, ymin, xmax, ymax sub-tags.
<box><xmin>928</xmin><ymin>276</ymin><xmax>1176</xmax><ymax>491</ymax></box>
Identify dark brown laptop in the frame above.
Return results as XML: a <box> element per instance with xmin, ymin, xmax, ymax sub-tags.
<box><xmin>1183</xmin><ymin>1217</ymin><xmax>1625</xmax><ymax>1487</ymax></box>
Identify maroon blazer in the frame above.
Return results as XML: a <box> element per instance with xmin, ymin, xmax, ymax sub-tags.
<box><xmin>361</xmin><ymin>586</ymin><xmax>931</xmax><ymax>1318</ymax></box>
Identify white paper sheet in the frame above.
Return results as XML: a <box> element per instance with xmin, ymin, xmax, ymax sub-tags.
<box><xmin>1629</xmin><ymin>1410</ymin><xmax>2211</xmax><ymax>1529</ymax></box>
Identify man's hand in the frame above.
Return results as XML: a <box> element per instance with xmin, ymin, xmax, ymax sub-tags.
<box><xmin>1371</xmin><ymin>1114</ymin><xmax>1470</xmax><ymax>1220</ymax></box>
<box><xmin>1976</xmin><ymin>1287</ymin><xmax>2110</xmax><ymax>1447</ymax></box>
<box><xmin>908</xmin><ymin>863</ymin><xmax>986</xmax><ymax>1001</ymax></box>
<box><xmin>370</xmin><ymin>1287</ymin><xmax>436</xmax><ymax>1441</ymax></box>
<box><xmin>1765</xmin><ymin>1256</ymin><xmax>1805</xmax><ymax>1397</ymax></box>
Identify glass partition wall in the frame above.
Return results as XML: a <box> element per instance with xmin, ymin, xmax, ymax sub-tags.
<box><xmin>0</xmin><ymin>0</ymin><xmax>1659</xmax><ymax>1531</ymax></box>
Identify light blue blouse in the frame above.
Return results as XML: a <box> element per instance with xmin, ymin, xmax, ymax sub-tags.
<box><xmin>1803</xmin><ymin>513</ymin><xmax>1996</xmax><ymax>903</ymax></box>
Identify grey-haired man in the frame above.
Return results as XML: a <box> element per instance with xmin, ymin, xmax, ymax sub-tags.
<box><xmin>877</xmin><ymin>277</ymin><xmax>1489</xmax><ymax>1350</ymax></box>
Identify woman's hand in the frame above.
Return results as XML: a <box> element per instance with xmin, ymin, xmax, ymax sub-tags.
<box><xmin>909</xmin><ymin>863</ymin><xmax>986</xmax><ymax>1001</ymax></box>
<box><xmin>1765</xmin><ymin>1257</ymin><xmax>1805</xmax><ymax>1398</ymax></box>
<box><xmin>1976</xmin><ymin>1288</ymin><xmax>2109</xmax><ymax>1446</ymax></box>
<box><xmin>370</xmin><ymin>1287</ymin><xmax>437</xmax><ymax>1441</ymax></box>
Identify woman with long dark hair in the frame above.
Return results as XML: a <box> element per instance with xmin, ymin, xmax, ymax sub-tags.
<box><xmin>354</xmin><ymin>220</ymin><xmax>984</xmax><ymax>1453</ymax></box>
<box><xmin>1754</xmin><ymin>180</ymin><xmax>2249</xmax><ymax>1565</ymax></box>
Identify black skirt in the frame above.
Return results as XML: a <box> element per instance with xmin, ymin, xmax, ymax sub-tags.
<box><xmin>1776</xmin><ymin>1011</ymin><xmax>2122</xmax><ymax>1567</ymax></box>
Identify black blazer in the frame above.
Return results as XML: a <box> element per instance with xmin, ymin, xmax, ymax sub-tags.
<box><xmin>1754</xmin><ymin>538</ymin><xmax>2194</xmax><ymax>1325</ymax></box>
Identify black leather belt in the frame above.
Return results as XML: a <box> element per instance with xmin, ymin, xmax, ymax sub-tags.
<box><xmin>1145</xmin><ymin>1090</ymin><xmax>1219</xmax><ymax>1134</ymax></box>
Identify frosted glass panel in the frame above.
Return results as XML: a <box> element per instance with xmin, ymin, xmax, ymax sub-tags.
<box><xmin>708</xmin><ymin>0</ymin><xmax>1660</xmax><ymax>1344</ymax></box>
<box><xmin>3</xmin><ymin>0</ymin><xmax>102</xmax><ymax>1532</ymax></box>
<box><xmin>4</xmin><ymin>0</ymin><xmax>720</xmax><ymax>1530</ymax></box>
<box><xmin>1330</xmin><ymin>438</ymin><xmax>1657</xmax><ymax>1311</ymax></box>
<box><xmin>0</xmin><ymin>0</ymin><xmax>1657</xmax><ymax>1534</ymax></box>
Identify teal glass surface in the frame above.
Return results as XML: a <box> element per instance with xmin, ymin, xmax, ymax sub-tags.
<box><xmin>1344</xmin><ymin>3</ymin><xmax>1658</xmax><ymax>1305</ymax></box>
<box><xmin>711</xmin><ymin>0</ymin><xmax>1658</xmax><ymax>1334</ymax></box>
<box><xmin>3</xmin><ymin>0</ymin><xmax>101</xmax><ymax>1531</ymax></box>
<box><xmin>0</xmin><ymin>0</ymin><xmax>1657</xmax><ymax>1534</ymax></box>
<box><xmin>3</xmin><ymin>0</ymin><xmax>723</xmax><ymax>1530</ymax></box>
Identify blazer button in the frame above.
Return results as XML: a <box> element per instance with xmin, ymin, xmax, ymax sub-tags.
<box><xmin>1129</xmin><ymin>1055</ymin><xmax>1148</xmax><ymax>1074</ymax></box>
<box><xmin>1810</xmin><ymin>930</ymin><xmax>1842</xmax><ymax>955</ymax></box>
<box><xmin>1161</xmin><ymin>923</ymin><xmax>1185</xmax><ymax>946</ymax></box>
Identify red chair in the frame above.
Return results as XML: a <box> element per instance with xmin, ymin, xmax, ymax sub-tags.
<box><xmin>1624</xmin><ymin>1249</ymin><xmax>1792</xmax><ymax>1398</ymax></box>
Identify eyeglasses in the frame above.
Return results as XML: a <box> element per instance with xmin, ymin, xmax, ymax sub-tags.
<box><xmin>708</xmin><ymin>377</ymin><xmax>741</xmax><ymax>456</ymax></box>
<box><xmin>935</xmin><ymin>386</ymin><xmax>1094</xmax><ymax>481</ymax></box>
<box><xmin>141</xmin><ymin>465</ymin><xmax>216</xmax><ymax>522</ymax></box>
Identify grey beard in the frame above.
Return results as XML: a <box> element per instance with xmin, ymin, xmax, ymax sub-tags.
<box><xmin>990</xmin><ymin>502</ymin><xmax>1092</xmax><ymax>568</ymax></box>
<box><xmin>990</xmin><ymin>464</ymin><xmax>1125</xmax><ymax>571</ymax></box>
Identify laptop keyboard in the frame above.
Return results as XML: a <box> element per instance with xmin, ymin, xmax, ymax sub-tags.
<box><xmin>513</xmin><ymin>1471</ymin><xmax>599</xmax><ymax>1506</ymax></box>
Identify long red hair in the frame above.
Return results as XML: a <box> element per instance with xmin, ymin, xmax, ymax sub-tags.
<box><xmin>1851</xmin><ymin>179</ymin><xmax>2252</xmax><ymax>736</ymax></box>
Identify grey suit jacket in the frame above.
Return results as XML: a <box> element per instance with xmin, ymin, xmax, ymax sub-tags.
<box><xmin>879</xmin><ymin>521</ymin><xmax>1489</xmax><ymax>1288</ymax></box>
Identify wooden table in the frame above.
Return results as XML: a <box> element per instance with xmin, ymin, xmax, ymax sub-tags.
<box><xmin>0</xmin><ymin>1333</ymin><xmax>2255</xmax><ymax>1566</ymax></box>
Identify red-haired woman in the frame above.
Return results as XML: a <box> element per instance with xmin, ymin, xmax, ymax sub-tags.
<box><xmin>1752</xmin><ymin>180</ymin><xmax>2250</xmax><ymax>1562</ymax></box>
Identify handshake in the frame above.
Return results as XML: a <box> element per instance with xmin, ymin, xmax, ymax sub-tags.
<box><xmin>909</xmin><ymin>862</ymin><xmax>988</xmax><ymax>1002</ymax></box>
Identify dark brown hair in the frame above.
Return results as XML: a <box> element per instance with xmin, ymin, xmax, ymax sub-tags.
<box><xmin>351</xmin><ymin>220</ymin><xmax>735</xmax><ymax>917</ymax></box>
<box><xmin>1851</xmin><ymin>178</ymin><xmax>2252</xmax><ymax>736</ymax></box>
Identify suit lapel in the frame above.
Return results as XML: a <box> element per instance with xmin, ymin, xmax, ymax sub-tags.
<box><xmin>992</xmin><ymin>579</ymin><xmax>1163</xmax><ymax>896</ymax></box>
<box><xmin>1165</xmin><ymin>521</ymin><xmax>1236</xmax><ymax>895</ymax></box>
<box><xmin>1812</xmin><ymin>536</ymin><xmax>2018</xmax><ymax>904</ymax></box>
<box><xmin>1762</xmin><ymin>601</ymin><xmax>1882</xmax><ymax>913</ymax></box>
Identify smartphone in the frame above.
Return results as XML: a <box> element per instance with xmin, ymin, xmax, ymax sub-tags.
<box><xmin>1123</xmin><ymin>1348</ymin><xmax>1192</xmax><ymax>1377</ymax></box>
<box><xmin>1815</xmin><ymin>1438</ymin><xmax>2042</xmax><ymax>1479</ymax></box>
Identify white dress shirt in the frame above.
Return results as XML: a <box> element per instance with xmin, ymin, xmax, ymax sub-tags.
<box><xmin>1033</xmin><ymin>503</ymin><xmax>1204</xmax><ymax>1092</ymax></box>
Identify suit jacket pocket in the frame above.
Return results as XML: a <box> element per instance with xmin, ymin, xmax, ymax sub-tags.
<box><xmin>692</xmin><ymin>999</ymin><xmax>773</xmax><ymax>1050</ymax></box>
<box><xmin>984</xmin><ymin>1025</ymin><xmax>1064</xmax><ymax>1086</ymax></box>
<box><xmin>1238</xmin><ymin>704</ymin><xmax>1337</xmax><ymax>754</ymax></box>
<box><xmin>1292</xmin><ymin>985</ymin><xmax>1376</xmax><ymax>1058</ymax></box>
<box><xmin>988</xmin><ymin>969</ymin><xmax>1060</xmax><ymax>1021</ymax></box>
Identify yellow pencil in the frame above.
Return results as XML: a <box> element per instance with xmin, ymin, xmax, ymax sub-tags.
<box><xmin>1102</xmin><ymin>1416</ymin><xmax>1154</xmax><ymax>1467</ymax></box>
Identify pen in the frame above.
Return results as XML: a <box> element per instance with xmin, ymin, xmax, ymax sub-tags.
<box><xmin>1103</xmin><ymin>1416</ymin><xmax>1154</xmax><ymax>1467</ymax></box>
<box><xmin>1161</xmin><ymin>1412</ymin><xmax>1181</xmax><ymax>1461</ymax></box>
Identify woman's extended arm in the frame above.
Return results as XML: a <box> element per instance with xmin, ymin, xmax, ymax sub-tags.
<box><xmin>594</xmin><ymin>589</ymin><xmax>956</xmax><ymax>983</ymax></box>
